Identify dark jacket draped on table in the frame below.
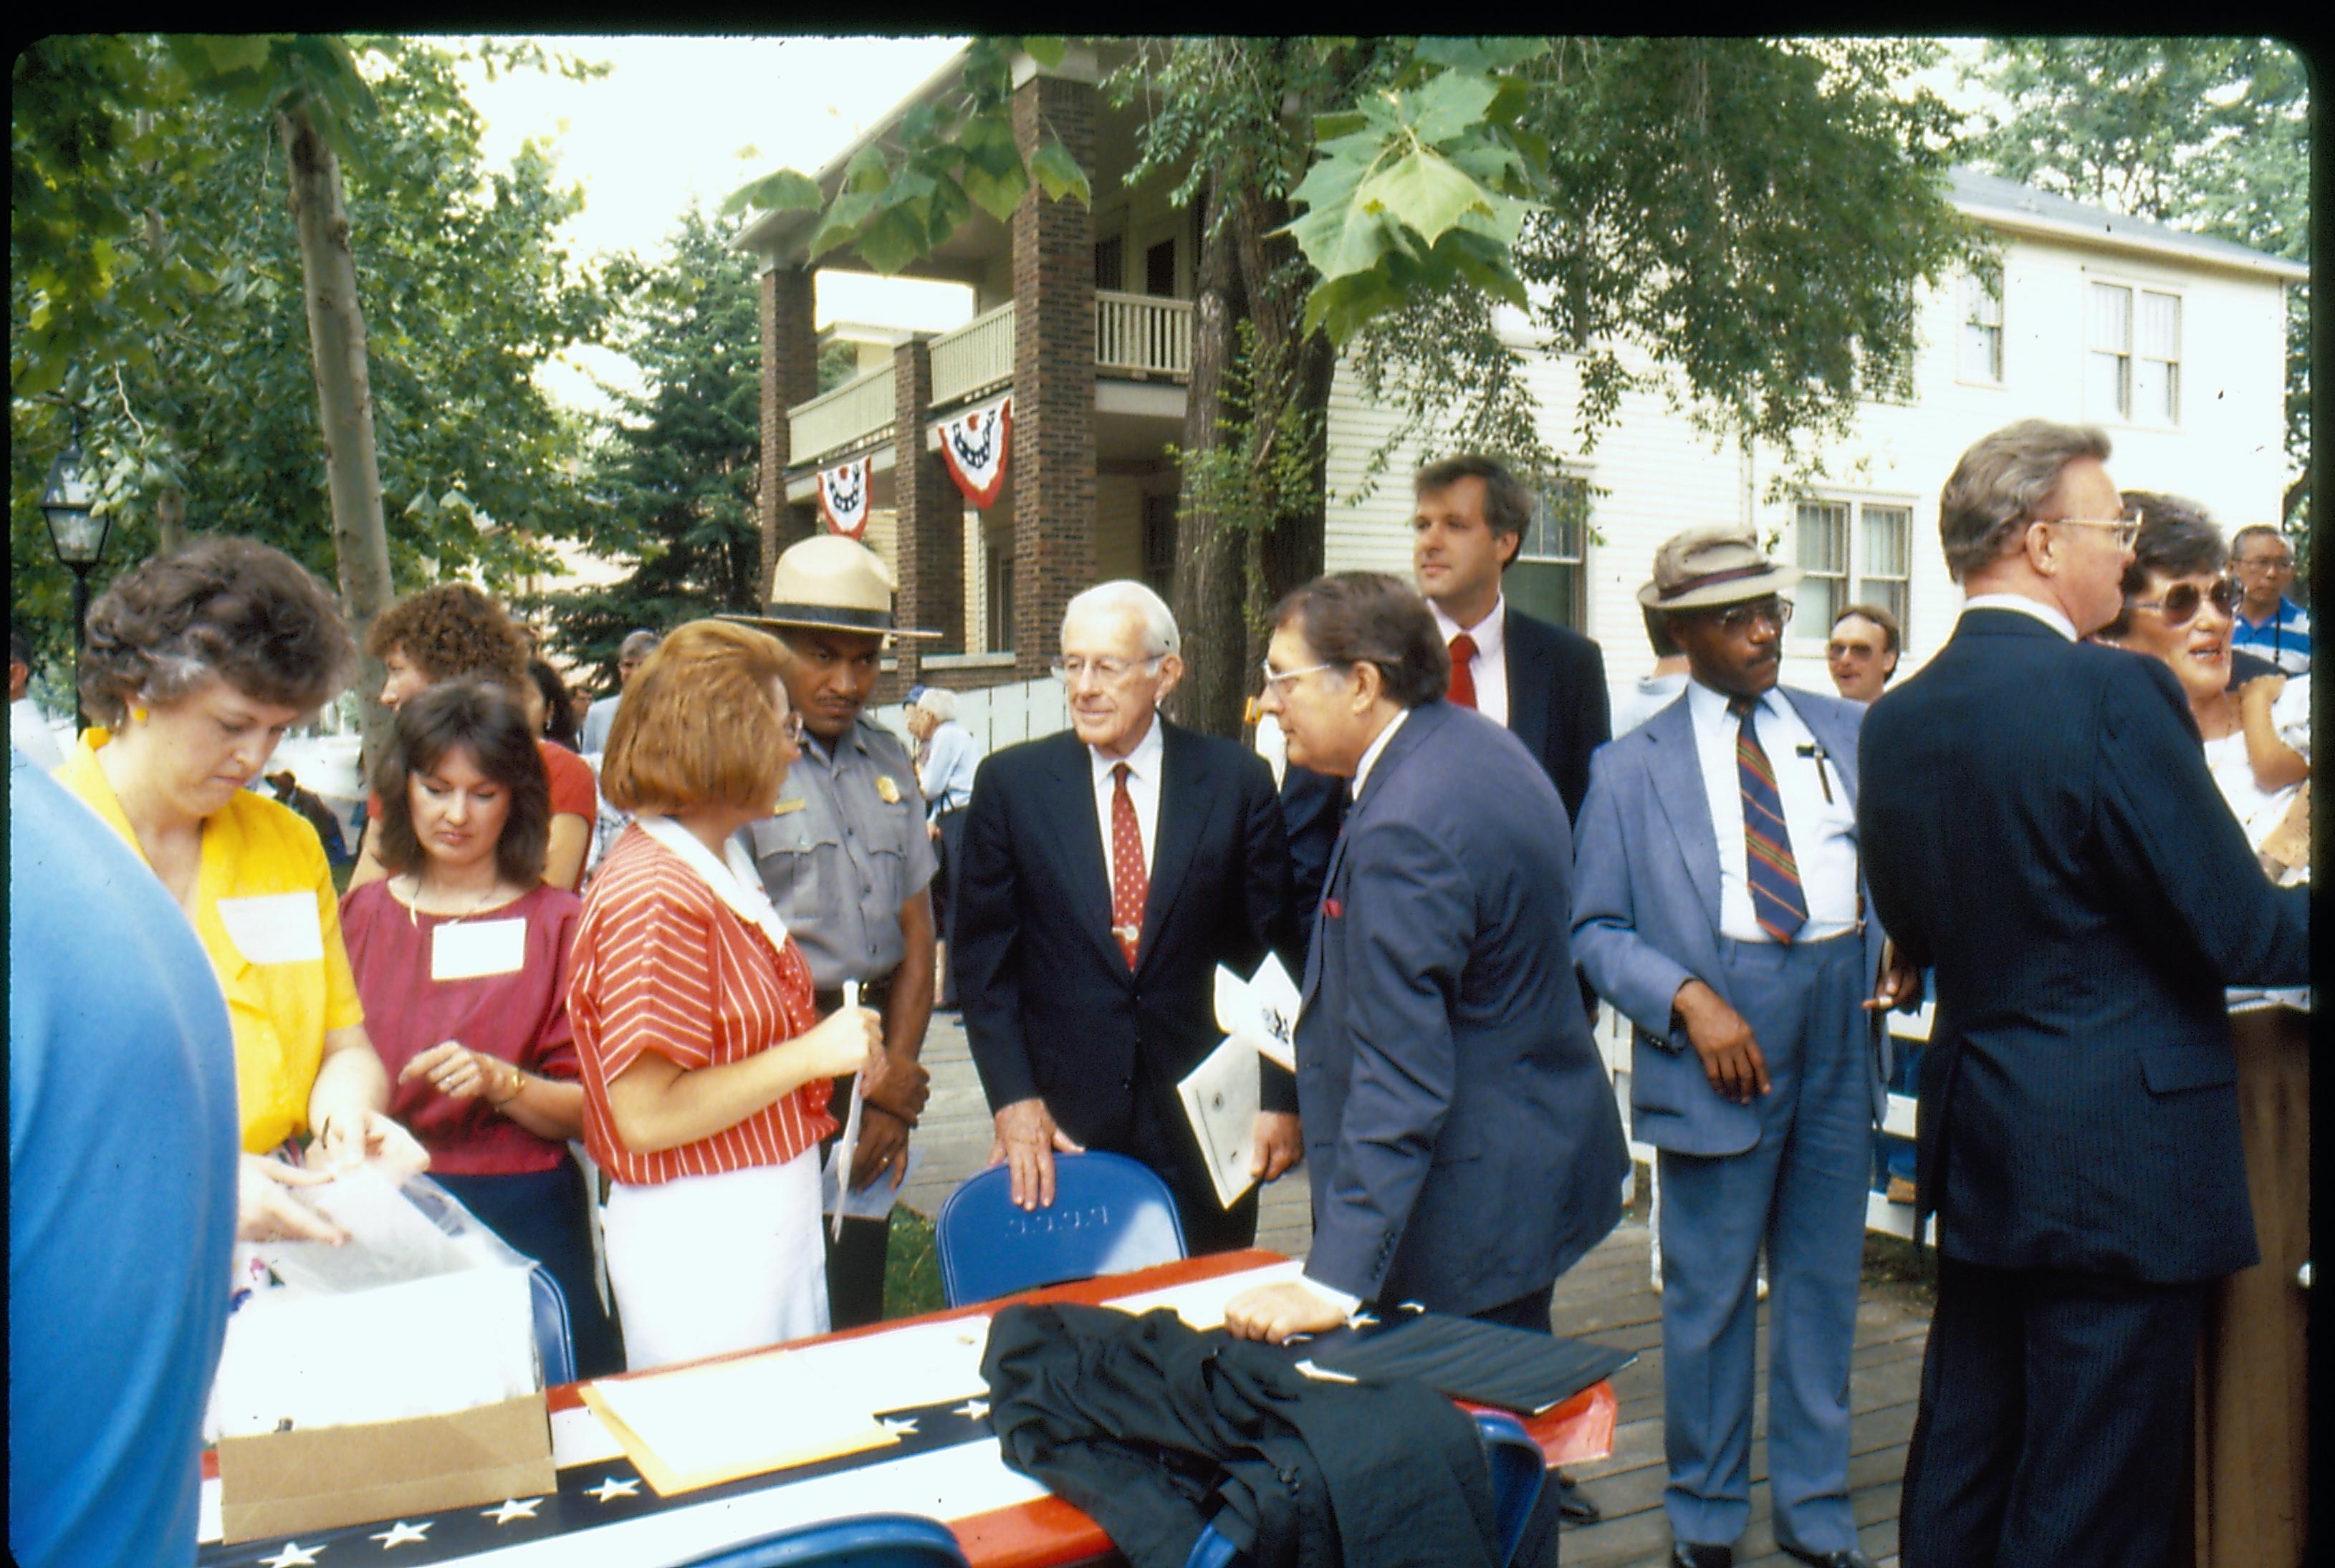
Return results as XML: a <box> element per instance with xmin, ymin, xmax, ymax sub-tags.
<box><xmin>982</xmin><ymin>1303</ymin><xmax>1500</xmax><ymax>1568</ymax></box>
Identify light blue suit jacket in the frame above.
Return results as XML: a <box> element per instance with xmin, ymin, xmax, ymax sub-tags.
<box><xmin>1571</xmin><ymin>685</ymin><xmax>1889</xmax><ymax>1157</ymax></box>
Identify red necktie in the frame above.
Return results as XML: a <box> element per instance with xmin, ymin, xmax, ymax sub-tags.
<box><xmin>1448</xmin><ymin>632</ymin><xmax>1479</xmax><ymax>708</ymax></box>
<box><xmin>1109</xmin><ymin>762</ymin><xmax>1147</xmax><ymax>969</ymax></box>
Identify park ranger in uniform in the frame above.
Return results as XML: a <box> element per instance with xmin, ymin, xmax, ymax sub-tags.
<box><xmin>731</xmin><ymin>535</ymin><xmax>942</xmax><ymax>1329</ymax></box>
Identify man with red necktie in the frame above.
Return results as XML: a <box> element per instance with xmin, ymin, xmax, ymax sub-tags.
<box><xmin>954</xmin><ymin>581</ymin><xmax>1301</xmax><ymax>1255</ymax></box>
<box><xmin>1571</xmin><ymin>526</ymin><xmax>1914</xmax><ymax>1568</ymax></box>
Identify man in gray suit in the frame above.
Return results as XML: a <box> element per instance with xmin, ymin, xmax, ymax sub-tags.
<box><xmin>1572</xmin><ymin>526</ymin><xmax>1914</xmax><ymax>1568</ymax></box>
<box><xmin>580</xmin><ymin>628</ymin><xmax>661</xmax><ymax>756</ymax></box>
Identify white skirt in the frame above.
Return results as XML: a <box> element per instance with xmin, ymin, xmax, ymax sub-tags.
<box><xmin>602</xmin><ymin>1148</ymin><xmax>830</xmax><ymax>1372</ymax></box>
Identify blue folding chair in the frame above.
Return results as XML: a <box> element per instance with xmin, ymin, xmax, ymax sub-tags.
<box><xmin>1182</xmin><ymin>1410</ymin><xmax>1545</xmax><ymax>1568</ymax></box>
<box><xmin>935</xmin><ymin>1150</ymin><xmax>1186</xmax><ymax>1307</ymax></box>
<box><xmin>527</xmin><ymin>1264</ymin><xmax>576</xmax><ymax>1387</ymax></box>
<box><xmin>669</xmin><ymin>1511</ymin><xmax>969</xmax><ymax>1568</ymax></box>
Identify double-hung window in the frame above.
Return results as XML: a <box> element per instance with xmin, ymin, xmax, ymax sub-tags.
<box><xmin>1793</xmin><ymin>498</ymin><xmax>1912</xmax><ymax>641</ymax></box>
<box><xmin>1504</xmin><ymin>477</ymin><xmax>1591</xmax><ymax>630</ymax></box>
<box><xmin>2089</xmin><ymin>280</ymin><xmax>2182</xmax><ymax>424</ymax></box>
<box><xmin>1958</xmin><ymin>266</ymin><xmax>2004</xmax><ymax>384</ymax></box>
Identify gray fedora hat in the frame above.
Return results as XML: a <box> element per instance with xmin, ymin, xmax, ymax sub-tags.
<box><xmin>1637</xmin><ymin>524</ymin><xmax>1801</xmax><ymax>612</ymax></box>
<box><xmin>723</xmin><ymin>534</ymin><xmax>940</xmax><ymax>640</ymax></box>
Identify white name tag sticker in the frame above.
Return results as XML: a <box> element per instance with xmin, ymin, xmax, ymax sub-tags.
<box><xmin>215</xmin><ymin>893</ymin><xmax>325</xmax><ymax>965</ymax></box>
<box><xmin>431</xmin><ymin>918</ymin><xmax>527</xmax><ymax>982</ymax></box>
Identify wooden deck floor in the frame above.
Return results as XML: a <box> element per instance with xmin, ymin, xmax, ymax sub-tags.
<box><xmin>906</xmin><ymin>1010</ymin><xmax>1925</xmax><ymax>1567</ymax></box>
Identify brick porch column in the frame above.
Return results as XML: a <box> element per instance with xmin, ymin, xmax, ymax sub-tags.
<box><xmin>760</xmin><ymin>263</ymin><xmax>820</xmax><ymax>591</ymax></box>
<box><xmin>1007</xmin><ymin>71</ymin><xmax>1098</xmax><ymax>677</ymax></box>
<box><xmin>891</xmin><ymin>335</ymin><xmax>964</xmax><ymax>695</ymax></box>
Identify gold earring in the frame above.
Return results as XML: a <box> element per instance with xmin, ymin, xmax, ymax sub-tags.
<box><xmin>132</xmin><ymin>707</ymin><xmax>149</xmax><ymax>723</ymax></box>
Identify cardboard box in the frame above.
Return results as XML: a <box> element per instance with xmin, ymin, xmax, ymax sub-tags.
<box><xmin>216</xmin><ymin>1391</ymin><xmax>554</xmax><ymax>1544</ymax></box>
<box><xmin>209</xmin><ymin>1173</ymin><xmax>556</xmax><ymax>1544</ymax></box>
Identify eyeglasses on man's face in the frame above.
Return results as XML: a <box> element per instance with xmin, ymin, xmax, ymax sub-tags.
<box><xmin>2042</xmin><ymin>511</ymin><xmax>2142</xmax><ymax>552</ymax></box>
<box><xmin>1050</xmin><ymin>653</ymin><xmax>1165</xmax><ymax>686</ymax></box>
<box><xmin>1707</xmin><ymin>597</ymin><xmax>1793</xmax><ymax>636</ymax></box>
<box><xmin>2125</xmin><ymin>577</ymin><xmax>2240</xmax><ymax>629</ymax></box>
<box><xmin>1258</xmin><ymin>658</ymin><xmax>1338</xmax><ymax>697</ymax></box>
<box><xmin>2233</xmin><ymin>550</ymin><xmax>2293</xmax><ymax>576</ymax></box>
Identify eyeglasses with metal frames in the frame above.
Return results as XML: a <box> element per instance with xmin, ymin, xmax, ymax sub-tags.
<box><xmin>1258</xmin><ymin>658</ymin><xmax>1338</xmax><ymax>696</ymax></box>
<box><xmin>2124</xmin><ymin>577</ymin><xmax>2241</xmax><ymax>628</ymax></box>
<box><xmin>1712</xmin><ymin>598</ymin><xmax>1793</xmax><ymax>635</ymax></box>
<box><xmin>1049</xmin><ymin>653</ymin><xmax>1166</xmax><ymax>686</ymax></box>
<box><xmin>2040</xmin><ymin>511</ymin><xmax>2143</xmax><ymax>552</ymax></box>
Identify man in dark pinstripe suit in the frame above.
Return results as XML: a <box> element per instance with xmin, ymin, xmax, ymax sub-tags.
<box><xmin>1859</xmin><ymin>420</ymin><xmax>2310</xmax><ymax>1567</ymax></box>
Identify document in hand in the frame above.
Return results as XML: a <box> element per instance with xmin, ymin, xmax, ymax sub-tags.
<box><xmin>580</xmin><ymin>1346</ymin><xmax>898</xmax><ymax>1496</ymax></box>
<box><xmin>1214</xmin><ymin>951</ymin><xmax>1300</xmax><ymax>1072</ymax></box>
<box><xmin>1176</xmin><ymin>1034</ymin><xmax>1262</xmax><ymax>1210</ymax></box>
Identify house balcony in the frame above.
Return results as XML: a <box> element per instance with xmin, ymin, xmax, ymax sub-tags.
<box><xmin>785</xmin><ymin>292</ymin><xmax>1194</xmax><ymax>468</ymax></box>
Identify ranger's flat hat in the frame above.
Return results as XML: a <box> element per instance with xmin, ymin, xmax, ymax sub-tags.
<box><xmin>1638</xmin><ymin>524</ymin><xmax>1801</xmax><ymax>612</ymax></box>
<box><xmin>724</xmin><ymin>534</ymin><xmax>939</xmax><ymax>640</ymax></box>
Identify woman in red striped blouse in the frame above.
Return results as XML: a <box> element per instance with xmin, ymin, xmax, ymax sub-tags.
<box><xmin>570</xmin><ymin>620</ymin><xmax>881</xmax><ymax>1369</ymax></box>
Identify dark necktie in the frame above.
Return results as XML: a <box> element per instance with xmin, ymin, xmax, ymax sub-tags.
<box><xmin>1448</xmin><ymin>633</ymin><xmax>1478</xmax><ymax>708</ymax></box>
<box><xmin>1729</xmin><ymin>694</ymin><xmax>1806</xmax><ymax>943</ymax></box>
<box><xmin>1109</xmin><ymin>762</ymin><xmax>1147</xmax><ymax>969</ymax></box>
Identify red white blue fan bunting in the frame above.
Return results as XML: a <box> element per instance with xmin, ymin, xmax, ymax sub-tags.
<box><xmin>815</xmin><ymin>457</ymin><xmax>871</xmax><ymax>539</ymax></box>
<box><xmin>938</xmin><ymin>394</ymin><xmax>1011</xmax><ymax>509</ymax></box>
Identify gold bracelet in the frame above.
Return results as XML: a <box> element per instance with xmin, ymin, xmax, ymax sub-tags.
<box><xmin>489</xmin><ymin>1072</ymin><xmax>525</xmax><ymax>1109</ymax></box>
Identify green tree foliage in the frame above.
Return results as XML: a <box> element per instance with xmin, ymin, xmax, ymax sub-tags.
<box><xmin>724</xmin><ymin>35</ymin><xmax>1090</xmax><ymax>270</ymax></box>
<box><xmin>1966</xmin><ymin>37</ymin><xmax>2311</xmax><ymax>532</ymax></box>
<box><xmin>1331</xmin><ymin>39</ymin><xmax>1971</xmax><ymax>491</ymax></box>
<box><xmin>535</xmin><ymin>207</ymin><xmax>763</xmax><ymax>691</ymax></box>
<box><xmin>10</xmin><ymin>37</ymin><xmax>625</xmax><ymax>670</ymax></box>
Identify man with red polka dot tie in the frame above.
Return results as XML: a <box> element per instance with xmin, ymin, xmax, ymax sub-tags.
<box><xmin>954</xmin><ymin>581</ymin><xmax>1303</xmax><ymax>1256</ymax></box>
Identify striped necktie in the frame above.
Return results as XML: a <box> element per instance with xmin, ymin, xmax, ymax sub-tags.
<box><xmin>1729</xmin><ymin>693</ymin><xmax>1806</xmax><ymax>943</ymax></box>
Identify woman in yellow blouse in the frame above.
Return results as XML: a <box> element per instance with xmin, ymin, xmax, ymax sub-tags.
<box><xmin>59</xmin><ymin>537</ymin><xmax>423</xmax><ymax>1234</ymax></box>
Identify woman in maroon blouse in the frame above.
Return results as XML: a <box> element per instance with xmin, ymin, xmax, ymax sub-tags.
<box><xmin>340</xmin><ymin>679</ymin><xmax>619</xmax><ymax>1375</ymax></box>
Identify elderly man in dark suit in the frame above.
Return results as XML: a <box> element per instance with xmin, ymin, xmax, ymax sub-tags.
<box><xmin>1227</xmin><ymin>571</ymin><xmax>1629</xmax><ymax>1568</ymax></box>
<box><xmin>1859</xmin><ymin>420</ymin><xmax>2309</xmax><ymax>1568</ymax></box>
<box><xmin>954</xmin><ymin>580</ymin><xmax>1300</xmax><ymax>1255</ymax></box>
<box><xmin>1572</xmin><ymin>526</ymin><xmax>1907</xmax><ymax>1568</ymax></box>
<box><xmin>1282</xmin><ymin>453</ymin><xmax>1611</xmax><ymax>933</ymax></box>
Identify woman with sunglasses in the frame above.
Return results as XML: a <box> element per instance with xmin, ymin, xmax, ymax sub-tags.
<box><xmin>2099</xmin><ymin>496</ymin><xmax>2303</xmax><ymax>850</ymax></box>
<box><xmin>2101</xmin><ymin>494</ymin><xmax>2310</xmax><ymax>1568</ymax></box>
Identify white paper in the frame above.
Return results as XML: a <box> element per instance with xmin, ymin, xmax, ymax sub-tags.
<box><xmin>1105</xmin><ymin>1259</ymin><xmax>1309</xmax><ymax>1330</ymax></box>
<box><xmin>585</xmin><ymin>1345</ymin><xmax>893</xmax><ymax>1484</ymax></box>
<box><xmin>1176</xmin><ymin>1034</ymin><xmax>1260</xmax><ymax>1210</ymax></box>
<box><xmin>1214</xmin><ymin>952</ymin><xmax>1300</xmax><ymax>1072</ymax></box>
<box><xmin>829</xmin><ymin>981</ymin><xmax>866</xmax><ymax>1242</ymax></box>
<box><xmin>780</xmin><ymin>1314</ymin><xmax>994</xmax><ymax>1418</ymax></box>
<box><xmin>215</xmin><ymin>891</ymin><xmax>324</xmax><ymax>964</ymax></box>
<box><xmin>431</xmin><ymin>915</ymin><xmax>528</xmax><ymax>981</ymax></box>
<box><xmin>825</xmin><ymin>1145</ymin><xmax>924</xmax><ymax>1221</ymax></box>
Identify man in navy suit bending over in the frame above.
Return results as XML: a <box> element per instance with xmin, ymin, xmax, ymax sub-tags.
<box><xmin>954</xmin><ymin>581</ymin><xmax>1301</xmax><ymax>1256</ymax></box>
<box><xmin>1571</xmin><ymin>526</ymin><xmax>1908</xmax><ymax>1568</ymax></box>
<box><xmin>1860</xmin><ymin>420</ymin><xmax>2308</xmax><ymax>1567</ymax></box>
<box><xmin>1227</xmin><ymin>572</ymin><xmax>1629</xmax><ymax>1566</ymax></box>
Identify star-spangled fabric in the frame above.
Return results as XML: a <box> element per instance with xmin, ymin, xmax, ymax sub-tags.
<box><xmin>198</xmin><ymin>1393</ymin><xmax>1002</xmax><ymax>1567</ymax></box>
<box><xmin>816</xmin><ymin>458</ymin><xmax>871</xmax><ymax>539</ymax></box>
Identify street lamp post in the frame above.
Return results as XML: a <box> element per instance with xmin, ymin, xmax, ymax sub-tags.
<box><xmin>39</xmin><ymin>440</ymin><xmax>110</xmax><ymax>736</ymax></box>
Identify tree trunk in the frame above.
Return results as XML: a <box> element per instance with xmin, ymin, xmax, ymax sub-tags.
<box><xmin>155</xmin><ymin>486</ymin><xmax>187</xmax><ymax>555</ymax></box>
<box><xmin>1166</xmin><ymin>173</ymin><xmax>1253</xmax><ymax>739</ymax></box>
<box><xmin>280</xmin><ymin>103</ymin><xmax>395</xmax><ymax>766</ymax></box>
<box><xmin>1236</xmin><ymin>192</ymin><xmax>1336</xmax><ymax>671</ymax></box>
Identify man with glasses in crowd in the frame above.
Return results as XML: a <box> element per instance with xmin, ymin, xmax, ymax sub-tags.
<box><xmin>953</xmin><ymin>581</ymin><xmax>1300</xmax><ymax>1254</ymax></box>
<box><xmin>734</xmin><ymin>536</ymin><xmax>939</xmax><ymax>1329</ymax></box>
<box><xmin>1571</xmin><ymin>525</ymin><xmax>1908</xmax><ymax>1568</ymax></box>
<box><xmin>2225</xmin><ymin>524</ymin><xmax>2309</xmax><ymax>673</ymax></box>
<box><xmin>1823</xmin><ymin>604</ymin><xmax>1902</xmax><ymax>705</ymax></box>
<box><xmin>1860</xmin><ymin>420</ymin><xmax>2309</xmax><ymax>1567</ymax></box>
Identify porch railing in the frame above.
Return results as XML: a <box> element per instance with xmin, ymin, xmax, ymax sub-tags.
<box><xmin>789</xmin><ymin>364</ymin><xmax>896</xmax><ymax>466</ymax></box>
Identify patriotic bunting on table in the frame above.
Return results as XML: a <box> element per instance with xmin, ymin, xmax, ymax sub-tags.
<box><xmin>937</xmin><ymin>394</ymin><xmax>1012</xmax><ymax>509</ymax></box>
<box><xmin>815</xmin><ymin>457</ymin><xmax>872</xmax><ymax>539</ymax></box>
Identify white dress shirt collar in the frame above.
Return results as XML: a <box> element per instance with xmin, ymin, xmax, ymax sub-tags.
<box><xmin>1962</xmin><ymin>592</ymin><xmax>2078</xmax><ymax>641</ymax></box>
<box><xmin>1428</xmin><ymin>592</ymin><xmax>1506</xmax><ymax>660</ymax></box>
<box><xmin>1088</xmin><ymin>708</ymin><xmax>1165</xmax><ymax>788</ymax></box>
<box><xmin>1350</xmin><ymin>707</ymin><xmax>1413</xmax><ymax>799</ymax></box>
<box><xmin>641</xmin><ymin>813</ymin><xmax>790</xmax><ymax>948</ymax></box>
